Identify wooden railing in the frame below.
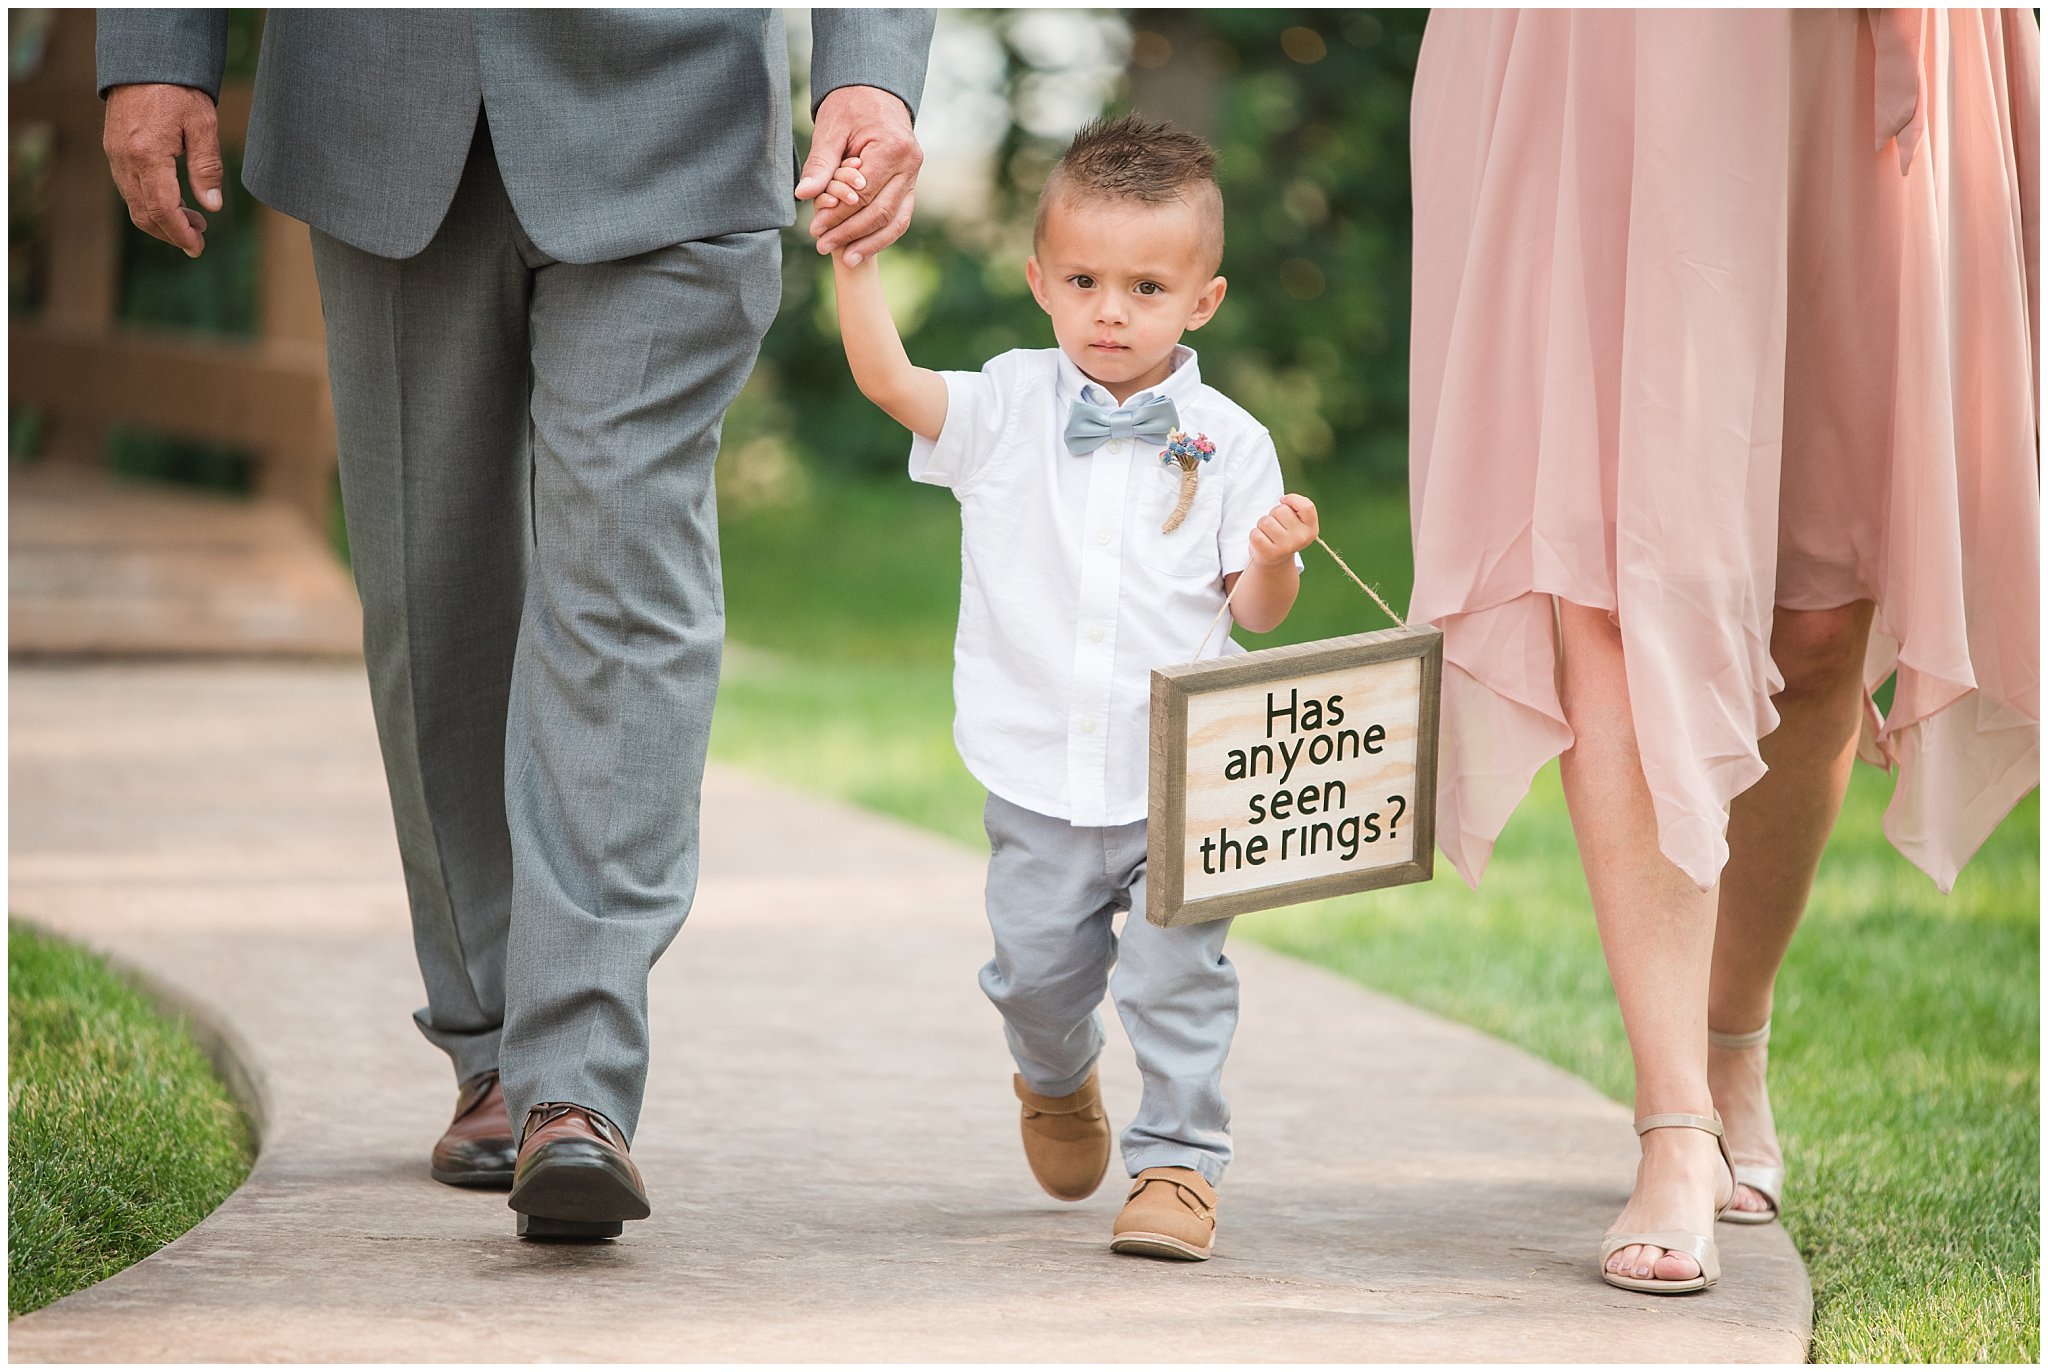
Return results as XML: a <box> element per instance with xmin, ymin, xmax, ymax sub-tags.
<box><xmin>8</xmin><ymin>10</ymin><xmax>335</xmax><ymax>531</ymax></box>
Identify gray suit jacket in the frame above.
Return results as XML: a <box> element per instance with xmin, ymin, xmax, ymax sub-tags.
<box><xmin>97</xmin><ymin>8</ymin><xmax>934</xmax><ymax>263</ymax></box>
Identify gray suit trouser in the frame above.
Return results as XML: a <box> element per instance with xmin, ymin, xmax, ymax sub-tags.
<box><xmin>310</xmin><ymin>120</ymin><xmax>781</xmax><ymax>1142</ymax></box>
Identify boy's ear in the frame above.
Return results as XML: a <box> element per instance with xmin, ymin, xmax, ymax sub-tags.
<box><xmin>1025</xmin><ymin>255</ymin><xmax>1052</xmax><ymax>314</ymax></box>
<box><xmin>1183</xmin><ymin>275</ymin><xmax>1228</xmax><ymax>332</ymax></box>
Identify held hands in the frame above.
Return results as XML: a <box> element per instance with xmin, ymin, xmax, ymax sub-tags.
<box><xmin>812</xmin><ymin>156</ymin><xmax>870</xmax><ymax>250</ymax></box>
<box><xmin>103</xmin><ymin>83</ymin><xmax>224</xmax><ymax>259</ymax></box>
<box><xmin>796</xmin><ymin>84</ymin><xmax>923</xmax><ymax>265</ymax></box>
<box><xmin>1248</xmin><ymin>494</ymin><xmax>1319</xmax><ymax>567</ymax></box>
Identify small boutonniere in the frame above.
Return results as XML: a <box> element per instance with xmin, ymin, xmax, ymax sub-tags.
<box><xmin>1160</xmin><ymin>430</ymin><xmax>1217</xmax><ymax>533</ymax></box>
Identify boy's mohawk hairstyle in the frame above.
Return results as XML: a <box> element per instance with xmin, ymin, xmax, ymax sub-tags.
<box><xmin>1036</xmin><ymin>113</ymin><xmax>1225</xmax><ymax>272</ymax></box>
<box><xmin>1055</xmin><ymin>113</ymin><xmax>1218</xmax><ymax>204</ymax></box>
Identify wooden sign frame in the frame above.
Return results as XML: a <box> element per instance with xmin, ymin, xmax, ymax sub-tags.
<box><xmin>1146</xmin><ymin>625</ymin><xmax>1443</xmax><ymax>927</ymax></box>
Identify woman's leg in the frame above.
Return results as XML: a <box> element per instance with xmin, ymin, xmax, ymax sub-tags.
<box><xmin>1555</xmin><ymin>601</ymin><xmax>1729</xmax><ymax>1282</ymax></box>
<box><xmin>1708</xmin><ymin>600</ymin><xmax>1874</xmax><ymax>1211</ymax></box>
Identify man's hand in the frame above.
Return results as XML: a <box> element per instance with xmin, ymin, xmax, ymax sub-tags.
<box><xmin>103</xmin><ymin>83</ymin><xmax>224</xmax><ymax>259</ymax></box>
<box><xmin>796</xmin><ymin>85</ymin><xmax>923</xmax><ymax>266</ymax></box>
<box><xmin>1249</xmin><ymin>494</ymin><xmax>1320</xmax><ymax>565</ymax></box>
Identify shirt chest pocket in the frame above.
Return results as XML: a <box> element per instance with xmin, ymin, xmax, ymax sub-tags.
<box><xmin>1130</xmin><ymin>457</ymin><xmax>1226</xmax><ymax>580</ymax></box>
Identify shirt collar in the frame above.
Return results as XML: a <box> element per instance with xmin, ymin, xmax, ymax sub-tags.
<box><xmin>1053</xmin><ymin>344</ymin><xmax>1202</xmax><ymax>412</ymax></box>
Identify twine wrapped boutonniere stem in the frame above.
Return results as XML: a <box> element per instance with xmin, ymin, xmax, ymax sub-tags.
<box><xmin>1160</xmin><ymin>429</ymin><xmax>1216</xmax><ymax>533</ymax></box>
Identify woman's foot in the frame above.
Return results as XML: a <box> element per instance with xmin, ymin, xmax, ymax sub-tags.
<box><xmin>1708</xmin><ymin>1023</ymin><xmax>1785</xmax><ymax>1219</ymax></box>
<box><xmin>1602</xmin><ymin>1119</ymin><xmax>1734</xmax><ymax>1283</ymax></box>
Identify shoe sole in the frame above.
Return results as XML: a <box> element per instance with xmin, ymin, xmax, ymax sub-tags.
<box><xmin>1601</xmin><ymin>1270</ymin><xmax>1715</xmax><ymax>1294</ymax></box>
<box><xmin>1109</xmin><ymin>1231</ymin><xmax>1212</xmax><ymax>1262</ymax></box>
<box><xmin>516</xmin><ymin>1212</ymin><xmax>624</xmax><ymax>1241</ymax></box>
<box><xmin>1717</xmin><ymin>1206</ymin><xmax>1778</xmax><ymax>1226</ymax></box>
<box><xmin>1030</xmin><ymin>1163</ymin><xmax>1110</xmax><ymax>1203</ymax></box>
<box><xmin>508</xmin><ymin>1156</ymin><xmax>650</xmax><ymax>1241</ymax></box>
<box><xmin>430</xmin><ymin>1166</ymin><xmax>514</xmax><ymax>1190</ymax></box>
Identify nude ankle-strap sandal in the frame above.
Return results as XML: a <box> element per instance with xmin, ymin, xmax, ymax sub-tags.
<box><xmin>1599</xmin><ymin>1112</ymin><xmax>1736</xmax><ymax>1295</ymax></box>
<box><xmin>1709</xmin><ymin>1021</ymin><xmax>1784</xmax><ymax>1225</ymax></box>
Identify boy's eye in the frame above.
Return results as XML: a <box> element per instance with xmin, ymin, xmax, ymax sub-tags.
<box><xmin>1068</xmin><ymin>275</ymin><xmax>1095</xmax><ymax>290</ymax></box>
<box><xmin>1135</xmin><ymin>281</ymin><xmax>1164</xmax><ymax>296</ymax></box>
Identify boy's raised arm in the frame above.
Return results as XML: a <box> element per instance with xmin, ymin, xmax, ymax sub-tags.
<box><xmin>832</xmin><ymin>252</ymin><xmax>950</xmax><ymax>441</ymax></box>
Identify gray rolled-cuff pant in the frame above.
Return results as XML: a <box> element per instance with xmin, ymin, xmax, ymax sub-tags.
<box><xmin>310</xmin><ymin>118</ymin><xmax>781</xmax><ymax>1142</ymax></box>
<box><xmin>979</xmin><ymin>792</ymin><xmax>1238</xmax><ymax>1186</ymax></box>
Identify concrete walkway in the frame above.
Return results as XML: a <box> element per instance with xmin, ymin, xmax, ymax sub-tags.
<box><xmin>8</xmin><ymin>664</ymin><xmax>1810</xmax><ymax>1361</ymax></box>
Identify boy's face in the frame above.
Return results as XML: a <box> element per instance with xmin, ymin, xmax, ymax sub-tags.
<box><xmin>1027</xmin><ymin>195</ymin><xmax>1227</xmax><ymax>401</ymax></box>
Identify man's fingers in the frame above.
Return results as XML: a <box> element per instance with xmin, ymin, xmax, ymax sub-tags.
<box><xmin>182</xmin><ymin>103</ymin><xmax>224</xmax><ymax>213</ymax></box>
<box><xmin>816</xmin><ymin>173</ymin><xmax>913</xmax><ymax>253</ymax></box>
<box><xmin>794</xmin><ymin>124</ymin><xmax>852</xmax><ymax>200</ymax></box>
<box><xmin>807</xmin><ymin>193</ymin><xmax>863</xmax><ymax>239</ymax></box>
<box><xmin>814</xmin><ymin>194</ymin><xmax>893</xmax><ymax>252</ymax></box>
<box><xmin>838</xmin><ymin>192</ymin><xmax>916</xmax><ymax>266</ymax></box>
<box><xmin>136</xmin><ymin>160</ymin><xmax>204</xmax><ymax>255</ymax></box>
<box><xmin>144</xmin><ymin>204</ymin><xmax>206</xmax><ymax>257</ymax></box>
<box><xmin>809</xmin><ymin>157</ymin><xmax>898</xmax><ymax>241</ymax></box>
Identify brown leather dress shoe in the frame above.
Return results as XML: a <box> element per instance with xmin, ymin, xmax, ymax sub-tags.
<box><xmin>430</xmin><ymin>1069</ymin><xmax>517</xmax><ymax>1189</ymax></box>
<box><xmin>507</xmin><ymin>1102</ymin><xmax>650</xmax><ymax>1240</ymax></box>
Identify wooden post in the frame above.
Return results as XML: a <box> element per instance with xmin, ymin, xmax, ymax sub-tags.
<box><xmin>23</xmin><ymin>11</ymin><xmax>116</xmax><ymax>468</ymax></box>
<box><xmin>254</xmin><ymin>208</ymin><xmax>336</xmax><ymax>528</ymax></box>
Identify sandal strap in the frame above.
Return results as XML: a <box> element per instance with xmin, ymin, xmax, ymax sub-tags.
<box><xmin>1733</xmin><ymin>1163</ymin><xmax>1785</xmax><ymax>1213</ymax></box>
<box><xmin>1707</xmin><ymin>1020</ymin><xmax>1772</xmax><ymax>1050</ymax></box>
<box><xmin>1634</xmin><ymin>1112</ymin><xmax>1738</xmax><ymax>1218</ymax></box>
<box><xmin>1600</xmin><ymin>1230</ymin><xmax>1721</xmax><ymax>1282</ymax></box>
<box><xmin>1634</xmin><ymin>1112</ymin><xmax>1723</xmax><ymax>1137</ymax></box>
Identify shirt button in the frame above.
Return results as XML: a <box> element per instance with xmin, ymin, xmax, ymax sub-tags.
<box><xmin>1080</xmin><ymin>719</ymin><xmax>1097</xmax><ymax>735</ymax></box>
<box><xmin>1088</xmin><ymin>627</ymin><xmax>1104</xmax><ymax>643</ymax></box>
<box><xmin>1094</xmin><ymin>530</ymin><xmax>1110</xmax><ymax>546</ymax></box>
<box><xmin>1106</xmin><ymin>439</ymin><xmax>1126</xmax><ymax>455</ymax></box>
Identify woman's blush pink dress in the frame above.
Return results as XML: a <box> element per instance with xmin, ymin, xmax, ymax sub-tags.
<box><xmin>1408</xmin><ymin>9</ymin><xmax>2038</xmax><ymax>892</ymax></box>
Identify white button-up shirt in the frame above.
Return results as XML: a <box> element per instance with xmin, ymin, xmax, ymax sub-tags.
<box><xmin>910</xmin><ymin>345</ymin><xmax>1293</xmax><ymax>827</ymax></box>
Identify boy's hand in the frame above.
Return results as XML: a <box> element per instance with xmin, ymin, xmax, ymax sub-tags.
<box><xmin>811</xmin><ymin>156</ymin><xmax>867</xmax><ymax>215</ymax></box>
<box><xmin>1248</xmin><ymin>494</ymin><xmax>1318</xmax><ymax>566</ymax></box>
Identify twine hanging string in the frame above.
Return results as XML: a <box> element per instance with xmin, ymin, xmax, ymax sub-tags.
<box><xmin>1190</xmin><ymin>537</ymin><xmax>1409</xmax><ymax>661</ymax></box>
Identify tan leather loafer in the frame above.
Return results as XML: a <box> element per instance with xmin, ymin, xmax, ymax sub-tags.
<box><xmin>430</xmin><ymin>1069</ymin><xmax>516</xmax><ymax>1189</ymax></box>
<box><xmin>1110</xmin><ymin>1166</ymin><xmax>1217</xmax><ymax>1261</ymax></box>
<box><xmin>1015</xmin><ymin>1069</ymin><xmax>1111</xmax><ymax>1201</ymax></box>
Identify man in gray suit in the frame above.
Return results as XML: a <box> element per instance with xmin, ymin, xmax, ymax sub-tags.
<box><xmin>97</xmin><ymin>10</ymin><xmax>934</xmax><ymax>1241</ymax></box>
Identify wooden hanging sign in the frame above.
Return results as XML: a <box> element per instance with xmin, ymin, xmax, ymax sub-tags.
<box><xmin>1146</xmin><ymin>624</ymin><xmax>1443</xmax><ymax>927</ymax></box>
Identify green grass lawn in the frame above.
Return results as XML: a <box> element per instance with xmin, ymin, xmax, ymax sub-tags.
<box><xmin>8</xmin><ymin>922</ymin><xmax>255</xmax><ymax>1318</ymax></box>
<box><xmin>713</xmin><ymin>475</ymin><xmax>2040</xmax><ymax>1363</ymax></box>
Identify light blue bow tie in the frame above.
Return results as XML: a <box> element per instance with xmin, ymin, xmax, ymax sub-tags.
<box><xmin>1063</xmin><ymin>391</ymin><xmax>1179</xmax><ymax>455</ymax></box>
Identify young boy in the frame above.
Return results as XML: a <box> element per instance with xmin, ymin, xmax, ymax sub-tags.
<box><xmin>828</xmin><ymin>114</ymin><xmax>1317</xmax><ymax>1261</ymax></box>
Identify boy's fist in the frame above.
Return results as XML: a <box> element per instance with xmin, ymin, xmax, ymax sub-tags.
<box><xmin>1248</xmin><ymin>493</ymin><xmax>1318</xmax><ymax>566</ymax></box>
